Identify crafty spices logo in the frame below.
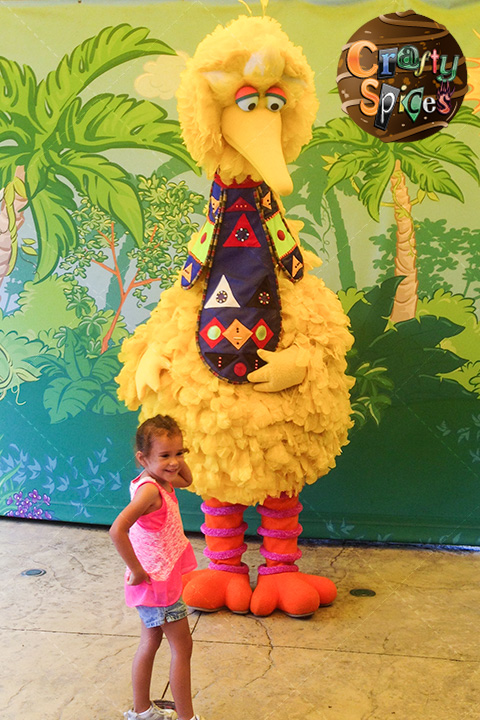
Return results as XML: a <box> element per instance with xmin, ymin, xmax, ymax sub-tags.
<box><xmin>337</xmin><ymin>9</ymin><xmax>468</xmax><ymax>142</ymax></box>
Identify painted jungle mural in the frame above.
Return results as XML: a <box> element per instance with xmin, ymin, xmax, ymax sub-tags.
<box><xmin>1</xmin><ymin>2</ymin><xmax>480</xmax><ymax>544</ymax></box>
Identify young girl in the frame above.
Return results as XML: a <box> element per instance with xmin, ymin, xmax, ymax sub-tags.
<box><xmin>110</xmin><ymin>415</ymin><xmax>204</xmax><ymax>720</ymax></box>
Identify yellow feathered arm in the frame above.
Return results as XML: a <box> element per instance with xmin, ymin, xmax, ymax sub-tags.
<box><xmin>135</xmin><ymin>347</ymin><xmax>171</xmax><ymax>399</ymax></box>
<box><xmin>116</xmin><ymin>279</ymin><xmax>200</xmax><ymax>411</ymax></box>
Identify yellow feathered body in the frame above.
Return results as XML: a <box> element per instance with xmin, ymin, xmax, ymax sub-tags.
<box><xmin>117</xmin><ymin>249</ymin><xmax>353</xmax><ymax>506</ymax></box>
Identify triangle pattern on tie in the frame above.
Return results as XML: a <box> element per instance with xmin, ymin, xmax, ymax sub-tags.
<box><xmin>246</xmin><ymin>276</ymin><xmax>274</xmax><ymax>308</ymax></box>
<box><xmin>210</xmin><ymin>196</ymin><xmax>220</xmax><ymax>216</ymax></box>
<box><xmin>181</xmin><ymin>263</ymin><xmax>193</xmax><ymax>284</ymax></box>
<box><xmin>261</xmin><ymin>190</ymin><xmax>272</xmax><ymax>211</ymax></box>
<box><xmin>223</xmin><ymin>213</ymin><xmax>261</xmax><ymax>247</ymax></box>
<box><xmin>204</xmin><ymin>275</ymin><xmax>241</xmax><ymax>309</ymax></box>
<box><xmin>226</xmin><ymin>196</ymin><xmax>256</xmax><ymax>213</ymax></box>
<box><xmin>291</xmin><ymin>255</ymin><xmax>303</xmax><ymax>278</ymax></box>
<box><xmin>205</xmin><ymin>352</ymin><xmax>236</xmax><ymax>372</ymax></box>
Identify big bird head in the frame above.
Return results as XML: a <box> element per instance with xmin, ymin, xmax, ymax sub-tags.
<box><xmin>176</xmin><ymin>15</ymin><xmax>318</xmax><ymax>195</ymax></box>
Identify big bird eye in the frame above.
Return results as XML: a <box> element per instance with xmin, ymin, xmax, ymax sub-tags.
<box><xmin>266</xmin><ymin>87</ymin><xmax>287</xmax><ymax>112</ymax></box>
<box><xmin>235</xmin><ymin>86</ymin><xmax>259</xmax><ymax>112</ymax></box>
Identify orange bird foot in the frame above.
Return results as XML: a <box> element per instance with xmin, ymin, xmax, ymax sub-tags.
<box><xmin>250</xmin><ymin>571</ymin><xmax>337</xmax><ymax>618</ymax></box>
<box><xmin>182</xmin><ymin>568</ymin><xmax>252</xmax><ymax>614</ymax></box>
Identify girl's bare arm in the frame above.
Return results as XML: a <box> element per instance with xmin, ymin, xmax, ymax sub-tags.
<box><xmin>109</xmin><ymin>484</ymin><xmax>159</xmax><ymax>585</ymax></box>
<box><xmin>171</xmin><ymin>454</ymin><xmax>193</xmax><ymax>488</ymax></box>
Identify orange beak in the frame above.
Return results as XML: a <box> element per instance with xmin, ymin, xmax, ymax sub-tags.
<box><xmin>221</xmin><ymin>104</ymin><xmax>293</xmax><ymax>196</ymax></box>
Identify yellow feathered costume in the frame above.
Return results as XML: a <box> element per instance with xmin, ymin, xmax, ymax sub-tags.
<box><xmin>117</xmin><ymin>15</ymin><xmax>354</xmax><ymax>617</ymax></box>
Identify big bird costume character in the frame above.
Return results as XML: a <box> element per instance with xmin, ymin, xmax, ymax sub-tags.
<box><xmin>117</xmin><ymin>12</ymin><xmax>354</xmax><ymax>618</ymax></box>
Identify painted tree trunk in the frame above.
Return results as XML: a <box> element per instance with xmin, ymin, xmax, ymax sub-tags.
<box><xmin>0</xmin><ymin>167</ymin><xmax>28</xmax><ymax>291</ymax></box>
<box><xmin>326</xmin><ymin>187</ymin><xmax>356</xmax><ymax>290</ymax></box>
<box><xmin>390</xmin><ymin>160</ymin><xmax>418</xmax><ymax>323</ymax></box>
<box><xmin>0</xmin><ymin>199</ymin><xmax>11</xmax><ymax>289</ymax></box>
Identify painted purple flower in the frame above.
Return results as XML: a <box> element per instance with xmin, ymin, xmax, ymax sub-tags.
<box><xmin>3</xmin><ymin>486</ymin><xmax>54</xmax><ymax>521</ymax></box>
<box><xmin>29</xmin><ymin>490</ymin><xmax>42</xmax><ymax>503</ymax></box>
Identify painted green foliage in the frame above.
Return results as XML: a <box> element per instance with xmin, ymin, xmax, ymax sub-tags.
<box><xmin>60</xmin><ymin>172</ymin><xmax>204</xmax><ymax>352</ymax></box>
<box><xmin>345</xmin><ymin>277</ymin><xmax>472</xmax><ymax>429</ymax></box>
<box><xmin>0</xmin><ymin>24</ymin><xmax>203</xmax><ymax>521</ymax></box>
<box><xmin>1</xmin><ymin>16</ymin><xmax>480</xmax><ymax>541</ymax></box>
<box><xmin>286</xmin><ymin>105</ymin><xmax>480</xmax><ymax>421</ymax></box>
<box><xmin>297</xmin><ymin>107</ymin><xmax>480</xmax><ymax>321</ymax></box>
<box><xmin>0</xmin><ymin>23</ymin><xmax>197</xmax><ymax>285</ymax></box>
<box><xmin>0</xmin><ymin>24</ymin><xmax>201</xmax><ymax>412</ymax></box>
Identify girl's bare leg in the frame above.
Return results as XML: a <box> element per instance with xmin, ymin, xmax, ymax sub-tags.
<box><xmin>132</xmin><ymin>623</ymin><xmax>163</xmax><ymax>713</ymax></box>
<box><xmin>163</xmin><ymin>617</ymin><xmax>194</xmax><ymax>720</ymax></box>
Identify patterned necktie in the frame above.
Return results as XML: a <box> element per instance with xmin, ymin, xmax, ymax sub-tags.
<box><xmin>182</xmin><ymin>176</ymin><xmax>304</xmax><ymax>384</ymax></box>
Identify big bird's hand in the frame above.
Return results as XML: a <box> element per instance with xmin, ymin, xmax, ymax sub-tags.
<box><xmin>247</xmin><ymin>346</ymin><xmax>307</xmax><ymax>393</ymax></box>
<box><xmin>135</xmin><ymin>346</ymin><xmax>171</xmax><ymax>400</ymax></box>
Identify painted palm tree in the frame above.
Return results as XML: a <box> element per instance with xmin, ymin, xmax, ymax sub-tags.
<box><xmin>307</xmin><ymin>106</ymin><xmax>480</xmax><ymax>322</ymax></box>
<box><xmin>0</xmin><ymin>24</ymin><xmax>197</xmax><ymax>287</ymax></box>
<box><xmin>287</xmin><ymin>147</ymin><xmax>357</xmax><ymax>291</ymax></box>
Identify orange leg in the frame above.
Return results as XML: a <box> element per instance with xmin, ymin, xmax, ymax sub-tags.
<box><xmin>250</xmin><ymin>494</ymin><xmax>337</xmax><ymax>618</ymax></box>
<box><xmin>182</xmin><ymin>499</ymin><xmax>252</xmax><ymax>614</ymax></box>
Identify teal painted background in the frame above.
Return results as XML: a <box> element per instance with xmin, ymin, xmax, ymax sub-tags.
<box><xmin>1</xmin><ymin>0</ymin><xmax>480</xmax><ymax>544</ymax></box>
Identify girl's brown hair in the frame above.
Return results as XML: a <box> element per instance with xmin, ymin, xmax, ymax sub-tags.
<box><xmin>135</xmin><ymin>415</ymin><xmax>182</xmax><ymax>456</ymax></box>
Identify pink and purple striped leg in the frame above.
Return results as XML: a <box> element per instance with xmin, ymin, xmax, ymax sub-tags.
<box><xmin>182</xmin><ymin>498</ymin><xmax>252</xmax><ymax>613</ymax></box>
<box><xmin>250</xmin><ymin>494</ymin><xmax>337</xmax><ymax>617</ymax></box>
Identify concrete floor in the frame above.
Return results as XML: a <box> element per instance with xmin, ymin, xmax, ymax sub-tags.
<box><xmin>2</xmin><ymin>518</ymin><xmax>480</xmax><ymax>720</ymax></box>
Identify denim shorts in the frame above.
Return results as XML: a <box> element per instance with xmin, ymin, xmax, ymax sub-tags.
<box><xmin>136</xmin><ymin>598</ymin><xmax>188</xmax><ymax>628</ymax></box>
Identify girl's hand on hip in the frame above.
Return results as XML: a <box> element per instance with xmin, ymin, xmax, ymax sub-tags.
<box><xmin>127</xmin><ymin>568</ymin><xmax>151</xmax><ymax>586</ymax></box>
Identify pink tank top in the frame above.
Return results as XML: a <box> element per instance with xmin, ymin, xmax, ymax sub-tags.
<box><xmin>124</xmin><ymin>476</ymin><xmax>197</xmax><ymax>608</ymax></box>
